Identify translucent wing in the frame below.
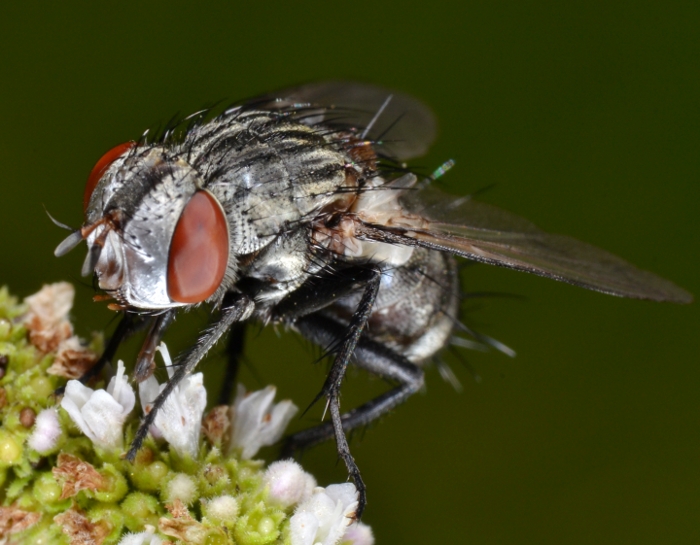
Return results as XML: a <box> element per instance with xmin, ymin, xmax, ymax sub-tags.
<box><xmin>243</xmin><ymin>81</ymin><xmax>437</xmax><ymax>161</ymax></box>
<box><xmin>358</xmin><ymin>184</ymin><xmax>692</xmax><ymax>303</ymax></box>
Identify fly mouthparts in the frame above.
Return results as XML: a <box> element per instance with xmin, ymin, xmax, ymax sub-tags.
<box><xmin>54</xmin><ymin>229</ymin><xmax>84</xmax><ymax>257</ymax></box>
<box><xmin>81</xmin><ymin>244</ymin><xmax>102</xmax><ymax>276</ymax></box>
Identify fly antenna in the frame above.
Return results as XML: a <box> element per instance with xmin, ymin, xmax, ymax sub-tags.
<box><xmin>361</xmin><ymin>94</ymin><xmax>393</xmax><ymax>140</ymax></box>
<box><xmin>44</xmin><ymin>205</ymin><xmax>75</xmax><ymax>231</ymax></box>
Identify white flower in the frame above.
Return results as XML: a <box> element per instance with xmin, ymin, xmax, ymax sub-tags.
<box><xmin>116</xmin><ymin>525</ymin><xmax>163</xmax><ymax>545</ymax></box>
<box><xmin>61</xmin><ymin>360</ymin><xmax>135</xmax><ymax>450</ymax></box>
<box><xmin>290</xmin><ymin>483</ymin><xmax>359</xmax><ymax>545</ymax></box>
<box><xmin>264</xmin><ymin>459</ymin><xmax>317</xmax><ymax>508</ymax></box>
<box><xmin>138</xmin><ymin>343</ymin><xmax>207</xmax><ymax>458</ymax></box>
<box><xmin>342</xmin><ymin>522</ymin><xmax>375</xmax><ymax>545</ymax></box>
<box><xmin>163</xmin><ymin>473</ymin><xmax>198</xmax><ymax>505</ymax></box>
<box><xmin>229</xmin><ymin>384</ymin><xmax>298</xmax><ymax>459</ymax></box>
<box><xmin>27</xmin><ymin>408</ymin><xmax>62</xmax><ymax>454</ymax></box>
<box><xmin>203</xmin><ymin>494</ymin><xmax>239</xmax><ymax>523</ymax></box>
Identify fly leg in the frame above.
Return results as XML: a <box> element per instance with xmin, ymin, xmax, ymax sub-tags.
<box><xmin>218</xmin><ymin>322</ymin><xmax>247</xmax><ymax>405</ymax></box>
<box><xmin>127</xmin><ymin>292</ymin><xmax>254</xmax><ymax>461</ymax></box>
<box><xmin>283</xmin><ymin>313</ymin><xmax>424</xmax><ymax>519</ymax></box>
<box><xmin>133</xmin><ymin>310</ymin><xmax>176</xmax><ymax>382</ymax></box>
<box><xmin>284</xmin><ymin>314</ymin><xmax>424</xmax><ymax>448</ymax></box>
<box><xmin>54</xmin><ymin>312</ymin><xmax>145</xmax><ymax>395</ymax></box>
<box><xmin>296</xmin><ymin>267</ymin><xmax>382</xmax><ymax>519</ymax></box>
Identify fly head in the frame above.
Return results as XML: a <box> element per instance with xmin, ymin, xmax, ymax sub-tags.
<box><xmin>57</xmin><ymin>143</ymin><xmax>232</xmax><ymax>310</ymax></box>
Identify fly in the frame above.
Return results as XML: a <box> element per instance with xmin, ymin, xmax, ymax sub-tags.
<box><xmin>54</xmin><ymin>81</ymin><xmax>692</xmax><ymax>518</ymax></box>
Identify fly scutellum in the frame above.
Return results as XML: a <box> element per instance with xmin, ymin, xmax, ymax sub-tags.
<box><xmin>54</xmin><ymin>82</ymin><xmax>692</xmax><ymax>518</ymax></box>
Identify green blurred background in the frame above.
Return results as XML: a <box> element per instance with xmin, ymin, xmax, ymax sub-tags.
<box><xmin>1</xmin><ymin>1</ymin><xmax>698</xmax><ymax>543</ymax></box>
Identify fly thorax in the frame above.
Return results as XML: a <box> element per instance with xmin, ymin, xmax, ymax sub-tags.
<box><xmin>243</xmin><ymin>229</ymin><xmax>319</xmax><ymax>303</ymax></box>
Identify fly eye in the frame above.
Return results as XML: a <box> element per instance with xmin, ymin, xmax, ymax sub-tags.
<box><xmin>83</xmin><ymin>141</ymin><xmax>136</xmax><ymax>212</ymax></box>
<box><xmin>167</xmin><ymin>190</ymin><xmax>230</xmax><ymax>304</ymax></box>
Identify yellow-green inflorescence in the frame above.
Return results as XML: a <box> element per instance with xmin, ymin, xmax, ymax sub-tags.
<box><xmin>0</xmin><ymin>284</ymin><xmax>373</xmax><ymax>545</ymax></box>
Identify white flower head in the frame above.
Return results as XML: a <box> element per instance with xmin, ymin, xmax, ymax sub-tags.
<box><xmin>203</xmin><ymin>494</ymin><xmax>239</xmax><ymax>523</ymax></box>
<box><xmin>138</xmin><ymin>343</ymin><xmax>207</xmax><ymax>458</ymax></box>
<box><xmin>116</xmin><ymin>525</ymin><xmax>163</xmax><ymax>545</ymax></box>
<box><xmin>61</xmin><ymin>360</ymin><xmax>135</xmax><ymax>451</ymax></box>
<box><xmin>27</xmin><ymin>408</ymin><xmax>62</xmax><ymax>454</ymax></box>
<box><xmin>164</xmin><ymin>473</ymin><xmax>198</xmax><ymax>505</ymax></box>
<box><xmin>290</xmin><ymin>483</ymin><xmax>359</xmax><ymax>545</ymax></box>
<box><xmin>229</xmin><ymin>384</ymin><xmax>298</xmax><ymax>459</ymax></box>
<box><xmin>342</xmin><ymin>522</ymin><xmax>375</xmax><ymax>545</ymax></box>
<box><xmin>264</xmin><ymin>459</ymin><xmax>317</xmax><ymax>508</ymax></box>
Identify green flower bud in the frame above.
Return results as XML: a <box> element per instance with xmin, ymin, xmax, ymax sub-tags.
<box><xmin>234</xmin><ymin>501</ymin><xmax>284</xmax><ymax>545</ymax></box>
<box><xmin>87</xmin><ymin>503</ymin><xmax>125</xmax><ymax>545</ymax></box>
<box><xmin>93</xmin><ymin>464</ymin><xmax>128</xmax><ymax>503</ymax></box>
<box><xmin>32</xmin><ymin>472</ymin><xmax>63</xmax><ymax>505</ymax></box>
<box><xmin>120</xmin><ymin>492</ymin><xmax>162</xmax><ymax>532</ymax></box>
<box><xmin>129</xmin><ymin>459</ymin><xmax>169</xmax><ymax>492</ymax></box>
<box><xmin>0</xmin><ymin>429</ymin><xmax>22</xmax><ymax>466</ymax></box>
<box><xmin>29</xmin><ymin>375</ymin><xmax>54</xmax><ymax>400</ymax></box>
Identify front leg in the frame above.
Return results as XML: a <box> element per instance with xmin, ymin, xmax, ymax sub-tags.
<box><xmin>126</xmin><ymin>292</ymin><xmax>255</xmax><ymax>461</ymax></box>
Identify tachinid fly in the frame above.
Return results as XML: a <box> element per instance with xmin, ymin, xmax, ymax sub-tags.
<box><xmin>54</xmin><ymin>82</ymin><xmax>692</xmax><ymax>518</ymax></box>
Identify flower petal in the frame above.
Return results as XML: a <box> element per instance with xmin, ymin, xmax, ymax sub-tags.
<box><xmin>27</xmin><ymin>408</ymin><xmax>62</xmax><ymax>454</ymax></box>
<box><xmin>230</xmin><ymin>385</ymin><xmax>298</xmax><ymax>459</ymax></box>
<box><xmin>264</xmin><ymin>460</ymin><xmax>317</xmax><ymax>508</ymax></box>
<box><xmin>290</xmin><ymin>511</ymin><xmax>319</xmax><ymax>545</ymax></box>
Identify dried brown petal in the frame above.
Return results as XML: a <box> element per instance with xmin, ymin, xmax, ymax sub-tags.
<box><xmin>47</xmin><ymin>337</ymin><xmax>98</xmax><ymax>379</ymax></box>
<box><xmin>202</xmin><ymin>405</ymin><xmax>230</xmax><ymax>446</ymax></box>
<box><xmin>24</xmin><ymin>282</ymin><xmax>74</xmax><ymax>324</ymax></box>
<box><xmin>54</xmin><ymin>506</ymin><xmax>110</xmax><ymax>545</ymax></box>
<box><xmin>24</xmin><ymin>283</ymin><xmax>76</xmax><ymax>353</ymax></box>
<box><xmin>158</xmin><ymin>516</ymin><xmax>208</xmax><ymax>545</ymax></box>
<box><xmin>202</xmin><ymin>464</ymin><xmax>228</xmax><ymax>486</ymax></box>
<box><xmin>0</xmin><ymin>505</ymin><xmax>41</xmax><ymax>537</ymax></box>
<box><xmin>164</xmin><ymin>499</ymin><xmax>190</xmax><ymax>519</ymax></box>
<box><xmin>53</xmin><ymin>453</ymin><xmax>106</xmax><ymax>500</ymax></box>
<box><xmin>26</xmin><ymin>315</ymin><xmax>73</xmax><ymax>354</ymax></box>
<box><xmin>160</xmin><ymin>499</ymin><xmax>209</xmax><ymax>544</ymax></box>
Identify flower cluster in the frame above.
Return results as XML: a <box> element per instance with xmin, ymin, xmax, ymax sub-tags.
<box><xmin>0</xmin><ymin>284</ymin><xmax>374</xmax><ymax>545</ymax></box>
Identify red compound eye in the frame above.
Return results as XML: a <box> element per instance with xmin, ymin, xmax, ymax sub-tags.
<box><xmin>167</xmin><ymin>191</ymin><xmax>229</xmax><ymax>304</ymax></box>
<box><xmin>83</xmin><ymin>141</ymin><xmax>135</xmax><ymax>213</ymax></box>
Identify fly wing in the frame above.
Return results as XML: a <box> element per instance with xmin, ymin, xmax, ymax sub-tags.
<box><xmin>243</xmin><ymin>81</ymin><xmax>437</xmax><ymax>161</ymax></box>
<box><xmin>358</xmin><ymin>185</ymin><xmax>692</xmax><ymax>303</ymax></box>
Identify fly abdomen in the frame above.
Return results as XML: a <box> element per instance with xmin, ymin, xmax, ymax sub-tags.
<box><xmin>326</xmin><ymin>247</ymin><xmax>460</xmax><ymax>363</ymax></box>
